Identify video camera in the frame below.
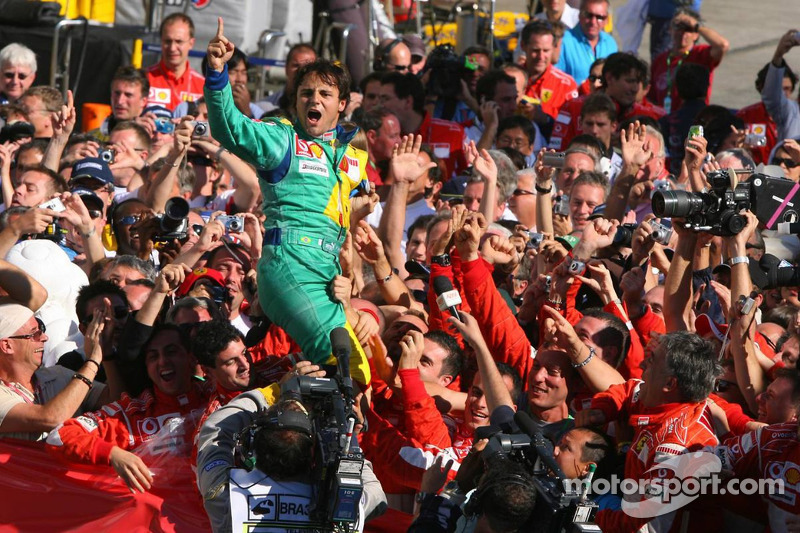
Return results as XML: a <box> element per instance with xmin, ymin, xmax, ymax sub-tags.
<box><xmin>154</xmin><ymin>197</ymin><xmax>190</xmax><ymax>242</ymax></box>
<box><xmin>480</xmin><ymin>412</ymin><xmax>598</xmax><ymax>533</ymax></box>
<box><xmin>238</xmin><ymin>329</ymin><xmax>364</xmax><ymax>532</ymax></box>
<box><xmin>652</xmin><ymin>170</ymin><xmax>800</xmax><ymax>236</ymax></box>
<box><xmin>423</xmin><ymin>44</ymin><xmax>477</xmax><ymax>99</ymax></box>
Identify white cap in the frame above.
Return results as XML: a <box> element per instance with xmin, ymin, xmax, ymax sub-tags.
<box><xmin>0</xmin><ymin>303</ymin><xmax>33</xmax><ymax>339</ymax></box>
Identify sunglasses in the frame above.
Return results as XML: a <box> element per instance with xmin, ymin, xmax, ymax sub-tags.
<box><xmin>714</xmin><ymin>379</ymin><xmax>737</xmax><ymax>393</ymax></box>
<box><xmin>88</xmin><ymin>209</ymin><xmax>103</xmax><ymax>220</ymax></box>
<box><xmin>7</xmin><ymin>317</ymin><xmax>46</xmax><ymax>340</ymax></box>
<box><xmin>390</xmin><ymin>64</ymin><xmax>410</xmax><ymax>72</ymax></box>
<box><xmin>3</xmin><ymin>71</ymin><xmax>29</xmax><ymax>80</ymax></box>
<box><xmin>512</xmin><ymin>188</ymin><xmax>536</xmax><ymax>196</ymax></box>
<box><xmin>117</xmin><ymin>214</ymin><xmax>144</xmax><ymax>226</ymax></box>
<box><xmin>588</xmin><ymin>75</ymin><xmax>602</xmax><ymax>82</ymax></box>
<box><xmin>583</xmin><ymin>12</ymin><xmax>608</xmax><ymax>21</ymax></box>
<box><xmin>772</xmin><ymin>157</ymin><xmax>799</xmax><ymax>169</ymax></box>
<box><xmin>191</xmin><ymin>223</ymin><xmax>205</xmax><ymax>236</ymax></box>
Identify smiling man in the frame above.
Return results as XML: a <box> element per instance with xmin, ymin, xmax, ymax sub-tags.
<box><xmin>147</xmin><ymin>13</ymin><xmax>204</xmax><ymax>111</ymax></box>
<box><xmin>204</xmin><ymin>18</ymin><xmax>370</xmax><ymax>383</ymax></box>
<box><xmin>0</xmin><ymin>43</ymin><xmax>36</xmax><ymax>104</ymax></box>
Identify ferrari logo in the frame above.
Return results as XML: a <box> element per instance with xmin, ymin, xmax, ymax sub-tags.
<box><xmin>541</xmin><ymin>89</ymin><xmax>553</xmax><ymax>103</ymax></box>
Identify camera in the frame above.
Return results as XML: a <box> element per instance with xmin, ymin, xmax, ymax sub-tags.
<box><xmin>155</xmin><ymin>117</ymin><xmax>175</xmax><ymax>135</ymax></box>
<box><xmin>568</xmin><ymin>259</ymin><xmax>586</xmax><ymax>276</ymax></box>
<box><xmin>744</xmin><ymin>133</ymin><xmax>766</xmax><ymax>147</ymax></box>
<box><xmin>99</xmin><ymin>149</ymin><xmax>115</xmax><ymax>164</ymax></box>
<box><xmin>217</xmin><ymin>214</ymin><xmax>245</xmax><ymax>233</ymax></box>
<box><xmin>544</xmin><ymin>275</ymin><xmax>552</xmax><ymax>295</ymax></box>
<box><xmin>39</xmin><ymin>197</ymin><xmax>66</xmax><ymax>213</ymax></box>
<box><xmin>542</xmin><ymin>151</ymin><xmax>566</xmax><ymax>169</ymax></box>
<box><xmin>649</xmin><ymin>221</ymin><xmax>673</xmax><ymax>246</ymax></box>
<box><xmin>190</xmin><ymin>120</ymin><xmax>210</xmax><ymax>138</ymax></box>
<box><xmin>236</xmin><ymin>329</ymin><xmax>362</xmax><ymax>530</ymax></box>
<box><xmin>612</xmin><ymin>223</ymin><xmax>638</xmax><ymax>248</ymax></box>
<box><xmin>651</xmin><ymin>169</ymin><xmax>795</xmax><ymax>236</ymax></box>
<box><xmin>527</xmin><ymin>231</ymin><xmax>544</xmax><ymax>250</ymax></box>
<box><xmin>154</xmin><ymin>196</ymin><xmax>190</xmax><ymax>241</ymax></box>
<box><xmin>650</xmin><ymin>179</ymin><xmax>670</xmax><ymax>199</ymax></box>
<box><xmin>479</xmin><ymin>412</ymin><xmax>599</xmax><ymax>533</ymax></box>
<box><xmin>554</xmin><ymin>195</ymin><xmax>570</xmax><ymax>216</ymax></box>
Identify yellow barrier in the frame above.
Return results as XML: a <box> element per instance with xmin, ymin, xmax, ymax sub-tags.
<box><xmin>423</xmin><ymin>11</ymin><xmax>528</xmax><ymax>47</ymax></box>
<box><xmin>47</xmin><ymin>0</ymin><xmax>115</xmax><ymax>23</ymax></box>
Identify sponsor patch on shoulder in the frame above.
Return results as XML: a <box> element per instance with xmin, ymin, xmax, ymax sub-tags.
<box><xmin>204</xmin><ymin>459</ymin><xmax>228</xmax><ymax>472</ymax></box>
<box><xmin>555</xmin><ymin>113</ymin><xmax>571</xmax><ymax>125</ymax></box>
<box><xmin>76</xmin><ymin>415</ymin><xmax>99</xmax><ymax>432</ymax></box>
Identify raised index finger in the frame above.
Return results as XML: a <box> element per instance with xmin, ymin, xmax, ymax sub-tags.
<box><xmin>216</xmin><ymin>17</ymin><xmax>224</xmax><ymax>39</ymax></box>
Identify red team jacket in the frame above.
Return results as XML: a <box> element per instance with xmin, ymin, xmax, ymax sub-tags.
<box><xmin>525</xmin><ymin>64</ymin><xmax>579</xmax><ymax>120</ymax></box>
<box><xmin>46</xmin><ymin>383</ymin><xmax>210</xmax><ymax>465</ymax></box>
<box><xmin>415</xmin><ymin>112</ymin><xmax>467</xmax><ymax>179</ymax></box>
<box><xmin>591</xmin><ymin>380</ymin><xmax>721</xmax><ymax>532</ymax></box>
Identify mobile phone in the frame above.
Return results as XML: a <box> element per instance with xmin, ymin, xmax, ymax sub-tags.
<box><xmin>553</xmin><ymin>194</ymin><xmax>570</xmax><ymax>216</ymax></box>
<box><xmin>39</xmin><ymin>197</ymin><xmax>66</xmax><ymax>212</ymax></box>
<box><xmin>688</xmin><ymin>125</ymin><xmax>704</xmax><ymax>138</ymax></box>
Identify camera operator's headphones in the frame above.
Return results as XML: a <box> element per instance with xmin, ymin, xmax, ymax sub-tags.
<box><xmin>462</xmin><ymin>472</ymin><xmax>531</xmax><ymax>518</ymax></box>
<box><xmin>234</xmin><ymin>400</ymin><xmax>313</xmax><ymax>471</ymax></box>
<box><xmin>373</xmin><ymin>39</ymin><xmax>404</xmax><ymax>71</ymax></box>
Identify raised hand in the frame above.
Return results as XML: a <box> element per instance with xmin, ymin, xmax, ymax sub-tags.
<box><xmin>465</xmin><ymin>140</ymin><xmax>497</xmax><ymax>183</ymax></box>
<box><xmin>51</xmin><ymin>90</ymin><xmax>76</xmax><ymax>138</ymax></box>
<box><xmin>155</xmin><ymin>263</ymin><xmax>191</xmax><ymax>294</ymax></box>
<box><xmin>173</xmin><ymin>115</ymin><xmax>194</xmax><ymax>155</ymax></box>
<box><xmin>207</xmin><ymin>17</ymin><xmax>234</xmax><ymax>72</ymax></box>
<box><xmin>620</xmin><ymin>120</ymin><xmax>652</xmax><ymax>169</ymax></box>
<box><xmin>398</xmin><ymin>330</ymin><xmax>425</xmax><ymax>370</ymax></box>
<box><xmin>428</xmin><ymin>204</ymin><xmax>467</xmax><ymax>258</ymax></box>
<box><xmin>389</xmin><ymin>134</ymin><xmax>437</xmax><ymax>185</ymax></box>
<box><xmin>480</xmin><ymin>234</ymin><xmax>519</xmax><ymax>267</ymax></box>
<box><xmin>454</xmin><ymin>212</ymin><xmax>487</xmax><ymax>261</ymax></box>
<box><xmin>353</xmin><ymin>220</ymin><xmax>385</xmax><ymax>265</ymax></box>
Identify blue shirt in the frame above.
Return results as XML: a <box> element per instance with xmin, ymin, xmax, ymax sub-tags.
<box><xmin>556</xmin><ymin>25</ymin><xmax>618</xmax><ymax>85</ymax></box>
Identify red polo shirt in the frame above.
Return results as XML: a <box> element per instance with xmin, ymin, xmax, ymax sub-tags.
<box><xmin>525</xmin><ymin>64</ymin><xmax>579</xmax><ymax>119</ymax></box>
<box><xmin>146</xmin><ymin>60</ymin><xmax>205</xmax><ymax>111</ymax></box>
<box><xmin>415</xmin><ymin>112</ymin><xmax>467</xmax><ymax>179</ymax></box>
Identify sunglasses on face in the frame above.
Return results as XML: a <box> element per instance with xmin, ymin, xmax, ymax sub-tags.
<box><xmin>81</xmin><ymin>306</ymin><xmax>129</xmax><ymax>326</ymax></box>
<box><xmin>88</xmin><ymin>209</ymin><xmax>103</xmax><ymax>220</ymax></box>
<box><xmin>512</xmin><ymin>188</ymin><xmax>535</xmax><ymax>196</ymax></box>
<box><xmin>117</xmin><ymin>214</ymin><xmax>144</xmax><ymax>226</ymax></box>
<box><xmin>773</xmin><ymin>157</ymin><xmax>799</xmax><ymax>169</ymax></box>
<box><xmin>583</xmin><ymin>12</ymin><xmax>607</xmax><ymax>21</ymax></box>
<box><xmin>390</xmin><ymin>64</ymin><xmax>410</xmax><ymax>72</ymax></box>
<box><xmin>7</xmin><ymin>317</ymin><xmax>46</xmax><ymax>340</ymax></box>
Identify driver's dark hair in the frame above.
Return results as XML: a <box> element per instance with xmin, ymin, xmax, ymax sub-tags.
<box><xmin>291</xmin><ymin>59</ymin><xmax>351</xmax><ymax>110</ymax></box>
<box><xmin>192</xmin><ymin>319</ymin><xmax>244</xmax><ymax>367</ymax></box>
<box><xmin>425</xmin><ymin>330</ymin><xmax>463</xmax><ymax>379</ymax></box>
<box><xmin>381</xmin><ymin>72</ymin><xmax>425</xmax><ymax>114</ymax></box>
<box><xmin>660</xmin><ymin>331</ymin><xmax>720</xmax><ymax>402</ymax></box>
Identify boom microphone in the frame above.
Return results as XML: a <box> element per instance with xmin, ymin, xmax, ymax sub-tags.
<box><xmin>433</xmin><ymin>276</ymin><xmax>462</xmax><ymax>321</ymax></box>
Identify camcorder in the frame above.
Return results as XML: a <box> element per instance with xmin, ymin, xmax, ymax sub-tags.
<box><xmin>479</xmin><ymin>411</ymin><xmax>598</xmax><ymax>533</ymax></box>
<box><xmin>652</xmin><ymin>170</ymin><xmax>800</xmax><ymax>236</ymax></box>
<box><xmin>154</xmin><ymin>197</ymin><xmax>190</xmax><ymax>242</ymax></box>
<box><xmin>237</xmin><ymin>329</ymin><xmax>363</xmax><ymax>532</ymax></box>
<box><xmin>423</xmin><ymin>45</ymin><xmax>477</xmax><ymax>99</ymax></box>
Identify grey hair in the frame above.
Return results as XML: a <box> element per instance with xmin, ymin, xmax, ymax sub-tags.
<box><xmin>106</xmin><ymin>254</ymin><xmax>157</xmax><ymax>281</ymax></box>
<box><xmin>166</xmin><ymin>296</ymin><xmax>212</xmax><ymax>324</ymax></box>
<box><xmin>488</xmin><ymin>149</ymin><xmax>518</xmax><ymax>205</ymax></box>
<box><xmin>660</xmin><ymin>331</ymin><xmax>720</xmax><ymax>403</ymax></box>
<box><xmin>565</xmin><ymin>146</ymin><xmax>601</xmax><ymax>171</ymax></box>
<box><xmin>0</xmin><ymin>43</ymin><xmax>37</xmax><ymax>73</ymax></box>
<box><xmin>645</xmin><ymin>126</ymin><xmax>666</xmax><ymax>158</ymax></box>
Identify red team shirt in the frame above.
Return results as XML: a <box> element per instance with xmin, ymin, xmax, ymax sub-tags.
<box><xmin>147</xmin><ymin>60</ymin><xmax>205</xmax><ymax>111</ymax></box>
<box><xmin>525</xmin><ymin>64</ymin><xmax>579</xmax><ymax>119</ymax></box>
<box><xmin>736</xmin><ymin>101</ymin><xmax>778</xmax><ymax>165</ymax></box>
<box><xmin>649</xmin><ymin>44</ymin><xmax>721</xmax><ymax>111</ymax></box>
<box><xmin>415</xmin><ymin>111</ymin><xmax>467</xmax><ymax>179</ymax></box>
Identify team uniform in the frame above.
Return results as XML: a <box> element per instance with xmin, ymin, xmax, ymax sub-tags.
<box><xmin>550</xmin><ymin>94</ymin><xmax>666</xmax><ymax>151</ymax></box>
<box><xmin>147</xmin><ymin>60</ymin><xmax>205</xmax><ymax>111</ymax></box>
<box><xmin>713</xmin><ymin>422</ymin><xmax>800</xmax><ymax>529</ymax></box>
<box><xmin>204</xmin><ymin>65</ymin><xmax>370</xmax><ymax>385</ymax></box>
<box><xmin>525</xmin><ymin>64</ymin><xmax>579</xmax><ymax>120</ymax></box>
<box><xmin>45</xmin><ymin>382</ymin><xmax>210</xmax><ymax>464</ymax></box>
<box><xmin>415</xmin><ymin>112</ymin><xmax>467</xmax><ymax>179</ymax></box>
<box><xmin>591</xmin><ymin>380</ymin><xmax>721</xmax><ymax>532</ymax></box>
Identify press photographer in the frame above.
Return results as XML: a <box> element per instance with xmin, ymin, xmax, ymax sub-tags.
<box><xmin>196</xmin><ymin>328</ymin><xmax>386</xmax><ymax>533</ymax></box>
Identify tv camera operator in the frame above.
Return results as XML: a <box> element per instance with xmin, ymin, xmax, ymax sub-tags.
<box><xmin>196</xmin><ymin>328</ymin><xmax>386</xmax><ymax>533</ymax></box>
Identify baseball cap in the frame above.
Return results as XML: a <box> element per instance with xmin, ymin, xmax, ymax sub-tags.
<box><xmin>555</xmin><ymin>235</ymin><xmax>579</xmax><ymax>250</ymax></box>
<box><xmin>439</xmin><ymin>176</ymin><xmax>469</xmax><ymax>204</ymax></box>
<box><xmin>0</xmin><ymin>303</ymin><xmax>34</xmax><ymax>339</ymax></box>
<box><xmin>695</xmin><ymin>313</ymin><xmax>728</xmax><ymax>342</ymax></box>
<box><xmin>71</xmin><ymin>157</ymin><xmax>113</xmax><ymax>186</ymax></box>
<box><xmin>587</xmin><ymin>203</ymin><xmax>607</xmax><ymax>221</ymax></box>
<box><xmin>402</xmin><ymin>34</ymin><xmax>426</xmax><ymax>59</ymax></box>
<box><xmin>70</xmin><ymin>187</ymin><xmax>105</xmax><ymax>212</ymax></box>
<box><xmin>143</xmin><ymin>105</ymin><xmax>173</xmax><ymax>120</ymax></box>
<box><xmin>177</xmin><ymin>267</ymin><xmax>226</xmax><ymax>298</ymax></box>
<box><xmin>711</xmin><ymin>260</ymin><xmax>769</xmax><ymax>290</ymax></box>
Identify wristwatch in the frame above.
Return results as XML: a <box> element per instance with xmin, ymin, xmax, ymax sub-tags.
<box><xmin>431</xmin><ymin>253</ymin><xmax>451</xmax><ymax>267</ymax></box>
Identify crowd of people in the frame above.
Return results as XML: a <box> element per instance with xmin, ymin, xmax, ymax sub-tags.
<box><xmin>0</xmin><ymin>0</ymin><xmax>799</xmax><ymax>531</ymax></box>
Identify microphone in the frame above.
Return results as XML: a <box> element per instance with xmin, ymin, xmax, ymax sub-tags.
<box><xmin>330</xmin><ymin>327</ymin><xmax>353</xmax><ymax>398</ymax></box>
<box><xmin>513</xmin><ymin>411</ymin><xmax>567</xmax><ymax>481</ymax></box>
<box><xmin>433</xmin><ymin>276</ymin><xmax>462</xmax><ymax>321</ymax></box>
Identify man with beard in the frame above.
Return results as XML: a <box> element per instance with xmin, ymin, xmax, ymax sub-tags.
<box><xmin>205</xmin><ymin>19</ymin><xmax>372</xmax><ymax>383</ymax></box>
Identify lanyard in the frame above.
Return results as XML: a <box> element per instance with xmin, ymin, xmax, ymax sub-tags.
<box><xmin>0</xmin><ymin>378</ymin><xmax>39</xmax><ymax>405</ymax></box>
<box><xmin>665</xmin><ymin>49</ymin><xmax>691</xmax><ymax>99</ymax></box>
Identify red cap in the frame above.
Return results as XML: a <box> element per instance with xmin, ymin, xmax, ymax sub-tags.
<box><xmin>695</xmin><ymin>314</ymin><xmax>728</xmax><ymax>342</ymax></box>
<box><xmin>176</xmin><ymin>267</ymin><xmax>226</xmax><ymax>297</ymax></box>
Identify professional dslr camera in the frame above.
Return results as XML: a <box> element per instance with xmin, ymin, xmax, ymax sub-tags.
<box><xmin>652</xmin><ymin>169</ymin><xmax>800</xmax><ymax>236</ymax></box>
<box><xmin>479</xmin><ymin>411</ymin><xmax>598</xmax><ymax>533</ymax></box>
<box><xmin>236</xmin><ymin>329</ymin><xmax>364</xmax><ymax>532</ymax></box>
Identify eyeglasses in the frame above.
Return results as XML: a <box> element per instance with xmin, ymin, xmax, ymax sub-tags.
<box><xmin>583</xmin><ymin>12</ymin><xmax>608</xmax><ymax>21</ymax></box>
<box><xmin>512</xmin><ymin>188</ymin><xmax>536</xmax><ymax>196</ymax></box>
<box><xmin>714</xmin><ymin>379</ymin><xmax>737</xmax><ymax>393</ymax></box>
<box><xmin>772</xmin><ymin>157</ymin><xmax>799</xmax><ymax>169</ymax></box>
<box><xmin>88</xmin><ymin>209</ymin><xmax>103</xmax><ymax>220</ymax></box>
<box><xmin>389</xmin><ymin>64</ymin><xmax>410</xmax><ymax>72</ymax></box>
<box><xmin>588</xmin><ymin>75</ymin><xmax>602</xmax><ymax>83</ymax></box>
<box><xmin>7</xmin><ymin>317</ymin><xmax>46</xmax><ymax>340</ymax></box>
<box><xmin>117</xmin><ymin>214</ymin><xmax>143</xmax><ymax>226</ymax></box>
<box><xmin>3</xmin><ymin>71</ymin><xmax>29</xmax><ymax>81</ymax></box>
<box><xmin>497</xmin><ymin>137</ymin><xmax>530</xmax><ymax>149</ymax></box>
